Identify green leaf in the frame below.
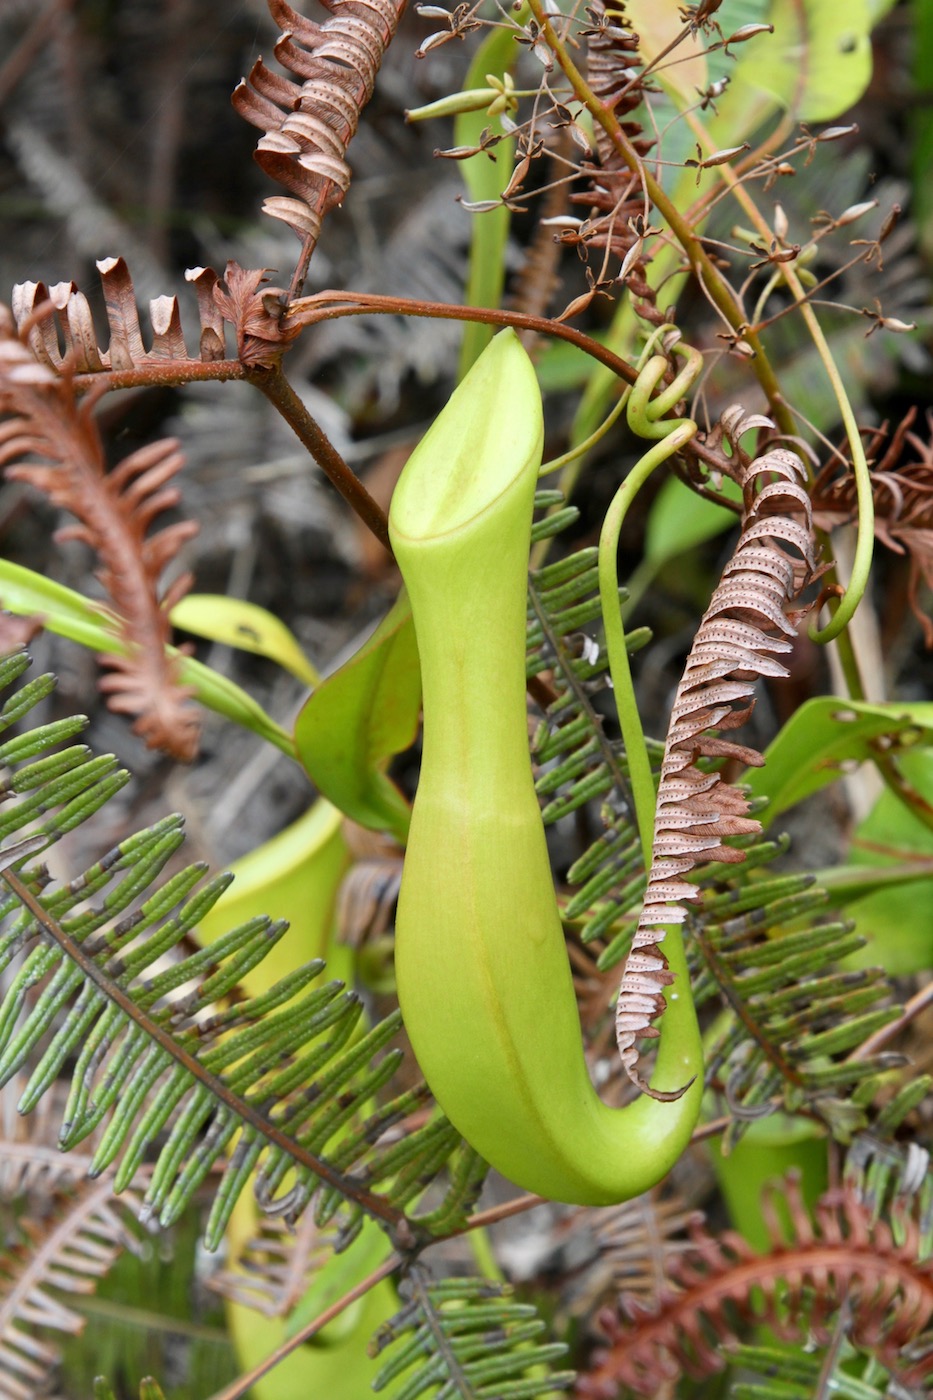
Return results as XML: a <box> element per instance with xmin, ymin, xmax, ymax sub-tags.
<box><xmin>0</xmin><ymin>559</ymin><xmax>123</xmax><ymax>652</ymax></box>
<box><xmin>746</xmin><ymin>698</ymin><xmax>933</xmax><ymax>823</ymax></box>
<box><xmin>0</xmin><ymin>561</ymin><xmax>294</xmax><ymax>758</ymax></box>
<box><xmin>195</xmin><ymin>800</ymin><xmax>351</xmax><ymax>996</ymax></box>
<box><xmin>294</xmin><ymin>592</ymin><xmax>420</xmax><ymax>842</ymax></box>
<box><xmin>843</xmin><ymin>749</ymin><xmax>933</xmax><ymax>975</ymax></box>
<box><xmin>170</xmin><ymin>593</ymin><xmax>319</xmax><ymax>687</ymax></box>
<box><xmin>176</xmin><ymin>654</ymin><xmax>296</xmax><ymax>758</ymax></box>
<box><xmin>455</xmin><ymin>24</ymin><xmax>518</xmax><ymax>376</ymax></box>
<box><xmin>720</xmin><ymin>0</ymin><xmax>874</xmax><ymax>125</ymax></box>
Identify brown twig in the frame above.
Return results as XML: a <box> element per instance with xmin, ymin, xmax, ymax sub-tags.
<box><xmin>849</xmin><ymin>980</ymin><xmax>933</xmax><ymax>1063</ymax></box>
<box><xmin>205</xmin><ymin>1252</ymin><xmax>403</xmax><ymax>1400</ymax></box>
<box><xmin>286</xmin><ymin>292</ymin><xmax>640</xmax><ymax>385</ymax></box>
<box><xmin>249</xmin><ymin>363</ymin><xmax>392</xmax><ymax>553</ymax></box>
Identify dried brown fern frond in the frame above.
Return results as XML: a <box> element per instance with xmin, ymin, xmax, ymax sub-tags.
<box><xmin>14</xmin><ymin>256</ymin><xmax>304</xmax><ymax>374</ymax></box>
<box><xmin>576</xmin><ymin>1174</ymin><xmax>933</xmax><ymax>1397</ymax></box>
<box><xmin>233</xmin><ymin>0</ymin><xmax>407</xmax><ymax>274</ymax></box>
<box><xmin>0</xmin><ymin>1170</ymin><xmax>149</xmax><ymax>1399</ymax></box>
<box><xmin>209</xmin><ymin>1209</ymin><xmax>330</xmax><ymax>1318</ymax></box>
<box><xmin>813</xmin><ymin>406</ymin><xmax>933</xmax><ymax>646</ymax></box>
<box><xmin>13</xmin><ymin>258</ymin><xmax>227</xmax><ymax>371</ymax></box>
<box><xmin>562</xmin><ymin>1</ymin><xmax>662</xmax><ymax>322</ymax></box>
<box><xmin>0</xmin><ymin>308</ymin><xmax>200</xmax><ymax>760</ymax></box>
<box><xmin>616</xmin><ymin>414</ymin><xmax>818</xmax><ymax>1092</ymax></box>
<box><xmin>577</xmin><ymin>1191</ymin><xmax>702</xmax><ymax>1311</ymax></box>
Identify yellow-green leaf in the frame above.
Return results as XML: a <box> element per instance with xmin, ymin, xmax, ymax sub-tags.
<box><xmin>294</xmin><ymin>591</ymin><xmax>420</xmax><ymax>842</ymax></box>
<box><xmin>0</xmin><ymin>560</ymin><xmax>294</xmax><ymax>757</ymax></box>
<box><xmin>746</xmin><ymin>698</ymin><xmax>933</xmax><ymax>822</ymax></box>
<box><xmin>170</xmin><ymin>593</ymin><xmax>319</xmax><ymax>687</ymax></box>
<box><xmin>625</xmin><ymin>0</ymin><xmax>707</xmax><ymax>109</ymax></box>
<box><xmin>721</xmin><ymin>0</ymin><xmax>873</xmax><ymax>126</ymax></box>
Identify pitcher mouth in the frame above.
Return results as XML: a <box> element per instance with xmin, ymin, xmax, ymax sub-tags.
<box><xmin>388</xmin><ymin>329</ymin><xmax>543</xmax><ymax>546</ymax></box>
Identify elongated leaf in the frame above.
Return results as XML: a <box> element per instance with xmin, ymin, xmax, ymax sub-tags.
<box><xmin>0</xmin><ymin>560</ymin><xmax>124</xmax><ymax>653</ymax></box>
<box><xmin>843</xmin><ymin>748</ymin><xmax>933</xmax><ymax>975</ymax></box>
<box><xmin>746</xmin><ymin>698</ymin><xmax>933</xmax><ymax>822</ymax></box>
<box><xmin>718</xmin><ymin>0</ymin><xmax>874</xmax><ymax>126</ymax></box>
<box><xmin>171</xmin><ymin>593</ymin><xmax>319</xmax><ymax>687</ymax></box>
<box><xmin>455</xmin><ymin>23</ymin><xmax>518</xmax><ymax>376</ymax></box>
<box><xmin>294</xmin><ymin>592</ymin><xmax>419</xmax><ymax>842</ymax></box>
<box><xmin>0</xmin><ymin>561</ymin><xmax>294</xmax><ymax>756</ymax></box>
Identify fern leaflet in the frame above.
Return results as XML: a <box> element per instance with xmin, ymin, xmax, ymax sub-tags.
<box><xmin>371</xmin><ymin>1274</ymin><xmax>575</xmax><ymax>1399</ymax></box>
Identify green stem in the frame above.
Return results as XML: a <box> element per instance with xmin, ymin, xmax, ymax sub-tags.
<box><xmin>600</xmin><ymin>419</ymin><xmax>697</xmax><ymax>863</ymax></box>
<box><xmin>598</xmin><ymin>344</ymin><xmax>702</xmax><ymax>862</ymax></box>
<box><xmin>793</xmin><ymin>300</ymin><xmax>875</xmax><ymax>644</ymax></box>
<box><xmin>682</xmin><ymin>107</ymin><xmax>876</xmax><ymax>651</ymax></box>
<box><xmin>523</xmin><ymin>0</ymin><xmax>793</xmax><ymax>433</ymax></box>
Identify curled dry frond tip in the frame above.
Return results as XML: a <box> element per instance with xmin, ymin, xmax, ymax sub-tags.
<box><xmin>232</xmin><ymin>0</ymin><xmax>407</xmax><ymax>257</ymax></box>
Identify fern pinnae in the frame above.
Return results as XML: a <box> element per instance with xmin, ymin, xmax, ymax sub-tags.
<box><xmin>12</xmin><ymin>261</ymin><xmax>230</xmax><ymax>373</ymax></box>
<box><xmin>233</xmin><ymin>0</ymin><xmax>406</xmax><ymax>264</ymax></box>
<box><xmin>693</xmin><ymin>869</ymin><xmax>898</xmax><ymax>1138</ymax></box>
<box><xmin>0</xmin><ymin>1169</ymin><xmax>150</xmax><ymax>1400</ymax></box>
<box><xmin>0</xmin><ymin>313</ymin><xmax>200</xmax><ymax>759</ymax></box>
<box><xmin>0</xmin><ymin>838</ymin><xmax>409</xmax><ymax>1236</ymax></box>
<box><xmin>614</xmin><ymin>430</ymin><xmax>819</xmax><ymax>1092</ymax></box>
<box><xmin>371</xmin><ymin>1274</ymin><xmax>575</xmax><ymax>1399</ymax></box>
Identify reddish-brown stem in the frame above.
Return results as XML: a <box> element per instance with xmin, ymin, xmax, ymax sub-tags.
<box><xmin>247</xmin><ymin>364</ymin><xmax>392</xmax><ymax>554</ymax></box>
<box><xmin>72</xmin><ymin>360</ymin><xmax>248</xmax><ymax>393</ymax></box>
<box><xmin>850</xmin><ymin>979</ymin><xmax>933</xmax><ymax>1062</ymax></box>
<box><xmin>289</xmin><ymin>234</ymin><xmax>318</xmax><ymax>303</ymax></box>
<box><xmin>71</xmin><ymin>355</ymin><xmax>392</xmax><ymax>550</ymax></box>
<box><xmin>463</xmin><ymin>1193</ymin><xmax>547</xmax><ymax>1232</ymax></box>
<box><xmin>205</xmin><ymin>1252</ymin><xmax>403</xmax><ymax>1400</ymax></box>
<box><xmin>286</xmin><ymin>292</ymin><xmax>640</xmax><ymax>385</ymax></box>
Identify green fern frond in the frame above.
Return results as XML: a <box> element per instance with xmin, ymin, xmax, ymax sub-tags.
<box><xmin>0</xmin><ymin>651</ymin><xmax>477</xmax><ymax>1254</ymax></box>
<box><xmin>527</xmin><ymin>528</ymin><xmax>652</xmax><ymax>962</ymax></box>
<box><xmin>726</xmin><ymin>1342</ymin><xmax>894</xmax><ymax>1400</ymax></box>
<box><xmin>693</xmin><ymin>872</ymin><xmax>898</xmax><ymax>1142</ymax></box>
<box><xmin>370</xmin><ymin>1274</ymin><xmax>575</xmax><ymax>1399</ymax></box>
<box><xmin>93</xmin><ymin>1378</ymin><xmax>167</xmax><ymax>1400</ymax></box>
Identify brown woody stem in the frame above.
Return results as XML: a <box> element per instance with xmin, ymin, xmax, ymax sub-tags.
<box><xmin>286</xmin><ymin>292</ymin><xmax>640</xmax><ymax>385</ymax></box>
<box><xmin>249</xmin><ymin>364</ymin><xmax>392</xmax><ymax>553</ymax></box>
